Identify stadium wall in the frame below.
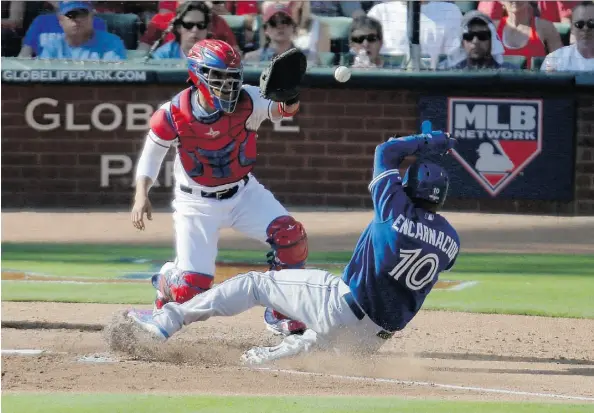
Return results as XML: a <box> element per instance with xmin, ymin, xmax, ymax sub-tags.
<box><xmin>2</xmin><ymin>77</ymin><xmax>592</xmax><ymax>215</ymax></box>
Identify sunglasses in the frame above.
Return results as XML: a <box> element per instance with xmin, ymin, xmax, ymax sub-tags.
<box><xmin>180</xmin><ymin>20</ymin><xmax>208</xmax><ymax>30</ymax></box>
<box><xmin>350</xmin><ymin>34</ymin><xmax>380</xmax><ymax>43</ymax></box>
<box><xmin>64</xmin><ymin>9</ymin><xmax>90</xmax><ymax>19</ymax></box>
<box><xmin>463</xmin><ymin>31</ymin><xmax>491</xmax><ymax>41</ymax></box>
<box><xmin>574</xmin><ymin>19</ymin><xmax>594</xmax><ymax>30</ymax></box>
<box><xmin>268</xmin><ymin>16</ymin><xmax>293</xmax><ymax>28</ymax></box>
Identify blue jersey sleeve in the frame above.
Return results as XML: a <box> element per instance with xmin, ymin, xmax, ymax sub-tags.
<box><xmin>368</xmin><ymin>135</ymin><xmax>427</xmax><ymax>222</ymax></box>
<box><xmin>368</xmin><ymin>131</ymin><xmax>455</xmax><ymax>222</ymax></box>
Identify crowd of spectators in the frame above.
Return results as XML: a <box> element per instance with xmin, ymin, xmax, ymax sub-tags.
<box><xmin>1</xmin><ymin>0</ymin><xmax>592</xmax><ymax>71</ymax></box>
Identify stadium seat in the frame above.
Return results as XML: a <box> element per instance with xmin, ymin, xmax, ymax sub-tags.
<box><xmin>96</xmin><ymin>13</ymin><xmax>143</xmax><ymax>50</ymax></box>
<box><xmin>531</xmin><ymin>56</ymin><xmax>545</xmax><ymax>71</ymax></box>
<box><xmin>317</xmin><ymin>52</ymin><xmax>336</xmax><ymax>67</ymax></box>
<box><xmin>455</xmin><ymin>1</ymin><xmax>479</xmax><ymax>14</ymax></box>
<box><xmin>220</xmin><ymin>15</ymin><xmax>246</xmax><ymax>51</ymax></box>
<box><xmin>382</xmin><ymin>54</ymin><xmax>406</xmax><ymax>68</ymax></box>
<box><xmin>553</xmin><ymin>22</ymin><xmax>571</xmax><ymax>46</ymax></box>
<box><xmin>314</xmin><ymin>16</ymin><xmax>353</xmax><ymax>55</ymax></box>
<box><xmin>339</xmin><ymin>52</ymin><xmax>353</xmax><ymax>66</ymax></box>
<box><xmin>251</xmin><ymin>14</ymin><xmax>262</xmax><ymax>50</ymax></box>
<box><xmin>503</xmin><ymin>55</ymin><xmax>527</xmax><ymax>69</ymax></box>
<box><xmin>126</xmin><ymin>49</ymin><xmax>146</xmax><ymax>60</ymax></box>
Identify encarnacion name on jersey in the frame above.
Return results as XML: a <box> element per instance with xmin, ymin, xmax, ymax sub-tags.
<box><xmin>392</xmin><ymin>214</ymin><xmax>459</xmax><ymax>262</ymax></box>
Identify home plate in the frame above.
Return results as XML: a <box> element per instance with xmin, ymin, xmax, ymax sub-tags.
<box><xmin>78</xmin><ymin>353</ymin><xmax>119</xmax><ymax>363</ymax></box>
<box><xmin>2</xmin><ymin>349</ymin><xmax>47</xmax><ymax>356</ymax></box>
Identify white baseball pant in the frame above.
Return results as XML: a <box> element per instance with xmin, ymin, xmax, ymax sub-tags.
<box><xmin>172</xmin><ymin>174</ymin><xmax>289</xmax><ymax>276</ymax></box>
<box><xmin>150</xmin><ymin>269</ymin><xmax>391</xmax><ymax>362</ymax></box>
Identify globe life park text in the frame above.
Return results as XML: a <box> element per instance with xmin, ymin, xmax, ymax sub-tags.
<box><xmin>24</xmin><ymin>97</ymin><xmax>300</xmax><ymax>189</ymax></box>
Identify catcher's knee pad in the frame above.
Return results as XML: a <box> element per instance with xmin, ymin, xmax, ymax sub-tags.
<box><xmin>153</xmin><ymin>264</ymin><xmax>214</xmax><ymax>305</ymax></box>
<box><xmin>266</xmin><ymin>215</ymin><xmax>308</xmax><ymax>270</ymax></box>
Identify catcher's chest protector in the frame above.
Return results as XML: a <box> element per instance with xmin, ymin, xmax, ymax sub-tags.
<box><xmin>170</xmin><ymin>88</ymin><xmax>257</xmax><ymax>186</ymax></box>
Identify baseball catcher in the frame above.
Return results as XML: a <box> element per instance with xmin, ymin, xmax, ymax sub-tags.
<box><xmin>125</xmin><ymin>122</ymin><xmax>461</xmax><ymax>365</ymax></box>
<box><xmin>131</xmin><ymin>39</ymin><xmax>309</xmax><ymax>337</ymax></box>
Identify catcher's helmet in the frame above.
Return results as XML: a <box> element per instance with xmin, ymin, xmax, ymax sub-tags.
<box><xmin>187</xmin><ymin>39</ymin><xmax>243</xmax><ymax>113</ymax></box>
<box><xmin>402</xmin><ymin>160</ymin><xmax>449</xmax><ymax>209</ymax></box>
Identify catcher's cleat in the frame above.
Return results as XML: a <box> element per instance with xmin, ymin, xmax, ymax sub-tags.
<box><xmin>152</xmin><ymin>271</ymin><xmax>171</xmax><ymax>313</ymax></box>
<box><xmin>152</xmin><ymin>262</ymin><xmax>176</xmax><ymax>297</ymax></box>
<box><xmin>126</xmin><ymin>309</ymin><xmax>169</xmax><ymax>342</ymax></box>
<box><xmin>263</xmin><ymin>307</ymin><xmax>307</xmax><ymax>336</ymax></box>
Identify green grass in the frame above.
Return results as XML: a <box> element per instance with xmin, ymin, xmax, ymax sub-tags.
<box><xmin>2</xmin><ymin>243</ymin><xmax>594</xmax><ymax>318</ymax></box>
<box><xmin>424</xmin><ymin>273</ymin><xmax>594</xmax><ymax>318</ymax></box>
<box><xmin>2</xmin><ymin>394</ymin><xmax>593</xmax><ymax>413</ymax></box>
<box><xmin>1</xmin><ymin>260</ymin><xmax>153</xmax><ymax>278</ymax></box>
<box><xmin>4</xmin><ymin>243</ymin><xmax>594</xmax><ymax>275</ymax></box>
<box><xmin>0</xmin><ymin>281</ymin><xmax>154</xmax><ymax>304</ymax></box>
<box><xmin>0</xmin><ymin>242</ymin><xmax>351</xmax><ymax>265</ymax></box>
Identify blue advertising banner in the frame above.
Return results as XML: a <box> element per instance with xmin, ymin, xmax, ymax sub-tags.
<box><xmin>419</xmin><ymin>96</ymin><xmax>575</xmax><ymax>201</ymax></box>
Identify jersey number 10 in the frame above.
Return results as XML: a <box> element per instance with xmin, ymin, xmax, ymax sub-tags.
<box><xmin>389</xmin><ymin>248</ymin><xmax>439</xmax><ymax>291</ymax></box>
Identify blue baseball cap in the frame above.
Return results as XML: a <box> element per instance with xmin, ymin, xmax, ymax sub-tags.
<box><xmin>58</xmin><ymin>1</ymin><xmax>92</xmax><ymax>15</ymax></box>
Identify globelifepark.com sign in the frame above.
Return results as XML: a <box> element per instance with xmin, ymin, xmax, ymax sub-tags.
<box><xmin>419</xmin><ymin>96</ymin><xmax>575</xmax><ymax>201</ymax></box>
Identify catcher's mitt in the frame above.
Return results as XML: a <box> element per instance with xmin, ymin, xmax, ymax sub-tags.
<box><xmin>259</xmin><ymin>48</ymin><xmax>307</xmax><ymax>105</ymax></box>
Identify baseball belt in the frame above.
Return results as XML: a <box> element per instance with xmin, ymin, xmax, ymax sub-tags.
<box><xmin>343</xmin><ymin>292</ymin><xmax>395</xmax><ymax>340</ymax></box>
<box><xmin>180</xmin><ymin>175</ymin><xmax>249</xmax><ymax>200</ymax></box>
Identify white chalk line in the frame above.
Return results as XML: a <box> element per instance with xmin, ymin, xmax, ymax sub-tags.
<box><xmin>446</xmin><ymin>281</ymin><xmax>479</xmax><ymax>291</ymax></box>
<box><xmin>1</xmin><ymin>349</ymin><xmax>67</xmax><ymax>356</ymax></box>
<box><xmin>2</xmin><ymin>349</ymin><xmax>47</xmax><ymax>355</ymax></box>
<box><xmin>254</xmin><ymin>367</ymin><xmax>594</xmax><ymax>402</ymax></box>
<box><xmin>4</xmin><ymin>349</ymin><xmax>591</xmax><ymax>401</ymax></box>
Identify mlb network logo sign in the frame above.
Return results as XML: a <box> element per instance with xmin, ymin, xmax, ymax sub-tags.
<box><xmin>447</xmin><ymin>98</ymin><xmax>543</xmax><ymax>196</ymax></box>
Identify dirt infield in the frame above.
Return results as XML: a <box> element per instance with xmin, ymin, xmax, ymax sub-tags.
<box><xmin>2</xmin><ymin>211</ymin><xmax>594</xmax><ymax>403</ymax></box>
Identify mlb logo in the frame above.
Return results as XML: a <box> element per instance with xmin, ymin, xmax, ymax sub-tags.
<box><xmin>447</xmin><ymin>98</ymin><xmax>543</xmax><ymax>196</ymax></box>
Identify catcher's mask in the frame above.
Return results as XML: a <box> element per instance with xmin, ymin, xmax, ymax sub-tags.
<box><xmin>402</xmin><ymin>159</ymin><xmax>449</xmax><ymax>209</ymax></box>
<box><xmin>187</xmin><ymin>39</ymin><xmax>243</xmax><ymax>113</ymax></box>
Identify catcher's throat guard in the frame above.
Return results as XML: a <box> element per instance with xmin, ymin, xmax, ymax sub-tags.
<box><xmin>259</xmin><ymin>48</ymin><xmax>307</xmax><ymax>105</ymax></box>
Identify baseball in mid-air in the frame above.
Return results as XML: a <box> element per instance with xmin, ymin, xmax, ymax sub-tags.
<box><xmin>334</xmin><ymin>65</ymin><xmax>351</xmax><ymax>83</ymax></box>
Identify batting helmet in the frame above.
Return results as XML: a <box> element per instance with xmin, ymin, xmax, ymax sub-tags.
<box><xmin>187</xmin><ymin>39</ymin><xmax>243</xmax><ymax>113</ymax></box>
<box><xmin>402</xmin><ymin>159</ymin><xmax>449</xmax><ymax>209</ymax></box>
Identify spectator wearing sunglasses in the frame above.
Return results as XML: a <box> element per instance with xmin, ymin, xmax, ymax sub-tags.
<box><xmin>441</xmin><ymin>11</ymin><xmax>518</xmax><ymax>70</ymax></box>
<box><xmin>38</xmin><ymin>1</ymin><xmax>125</xmax><ymax>60</ymax></box>
<box><xmin>137</xmin><ymin>1</ymin><xmax>239</xmax><ymax>54</ymax></box>
<box><xmin>18</xmin><ymin>1</ymin><xmax>107</xmax><ymax>58</ymax></box>
<box><xmin>244</xmin><ymin>2</ymin><xmax>297</xmax><ymax>63</ymax></box>
<box><xmin>152</xmin><ymin>2</ymin><xmax>211</xmax><ymax>59</ymax></box>
<box><xmin>541</xmin><ymin>1</ymin><xmax>594</xmax><ymax>71</ymax></box>
<box><xmin>347</xmin><ymin>16</ymin><xmax>385</xmax><ymax>68</ymax></box>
